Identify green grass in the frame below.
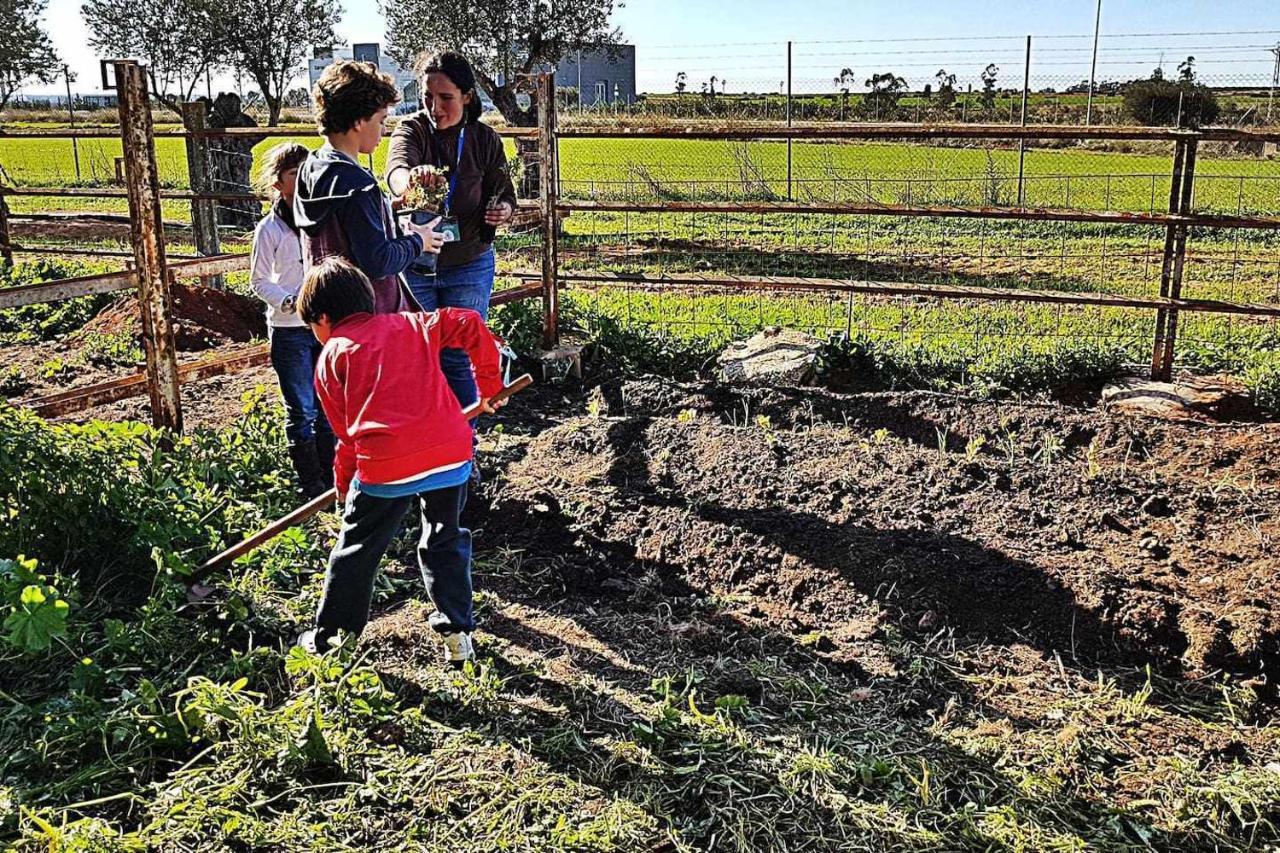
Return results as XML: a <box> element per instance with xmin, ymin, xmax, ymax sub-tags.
<box><xmin>5</xmin><ymin>134</ymin><xmax>1280</xmax><ymax>218</ymax></box>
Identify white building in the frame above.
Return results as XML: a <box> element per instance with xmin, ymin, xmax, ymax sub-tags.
<box><xmin>309</xmin><ymin>44</ymin><xmax>419</xmax><ymax>114</ymax></box>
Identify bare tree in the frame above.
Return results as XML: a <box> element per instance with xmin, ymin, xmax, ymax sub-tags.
<box><xmin>384</xmin><ymin>0</ymin><xmax>621</xmax><ymax>127</ymax></box>
<box><xmin>0</xmin><ymin>0</ymin><xmax>59</xmax><ymax>115</ymax></box>
<box><xmin>82</xmin><ymin>0</ymin><xmax>228</xmax><ymax>116</ymax></box>
<box><xmin>221</xmin><ymin>0</ymin><xmax>343</xmax><ymax>125</ymax></box>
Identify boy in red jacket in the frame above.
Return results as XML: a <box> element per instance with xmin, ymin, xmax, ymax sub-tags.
<box><xmin>295</xmin><ymin>257</ymin><xmax>505</xmax><ymax>666</ymax></box>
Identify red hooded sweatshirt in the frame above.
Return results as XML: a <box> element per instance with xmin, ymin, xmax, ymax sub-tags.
<box><xmin>313</xmin><ymin>308</ymin><xmax>504</xmax><ymax>498</ymax></box>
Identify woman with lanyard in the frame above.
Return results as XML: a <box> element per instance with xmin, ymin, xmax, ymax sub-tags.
<box><xmin>386</xmin><ymin>50</ymin><xmax>517</xmax><ymax>417</ymax></box>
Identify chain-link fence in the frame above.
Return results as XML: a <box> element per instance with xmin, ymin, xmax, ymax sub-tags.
<box><xmin>551</xmin><ymin>122</ymin><xmax>1280</xmax><ymax>381</ymax></box>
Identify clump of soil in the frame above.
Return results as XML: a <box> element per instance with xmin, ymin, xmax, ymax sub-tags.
<box><xmin>487</xmin><ymin>376</ymin><xmax>1280</xmax><ymax>679</ymax></box>
<box><xmin>79</xmin><ymin>282</ymin><xmax>265</xmax><ymax>351</ymax></box>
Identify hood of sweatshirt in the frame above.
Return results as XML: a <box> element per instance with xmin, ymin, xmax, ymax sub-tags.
<box><xmin>293</xmin><ymin>143</ymin><xmax>379</xmax><ymax>231</ymax></box>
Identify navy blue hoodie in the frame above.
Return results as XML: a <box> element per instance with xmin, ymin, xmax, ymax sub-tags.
<box><xmin>294</xmin><ymin>143</ymin><xmax>422</xmax><ymax>314</ymax></box>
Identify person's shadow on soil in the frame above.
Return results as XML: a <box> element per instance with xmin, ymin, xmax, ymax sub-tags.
<box><xmin>431</xmin><ymin>497</ymin><xmax>1192</xmax><ymax>851</ymax></box>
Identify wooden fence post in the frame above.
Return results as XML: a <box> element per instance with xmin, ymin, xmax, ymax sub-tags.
<box><xmin>539</xmin><ymin>71</ymin><xmax>561</xmax><ymax>350</ymax></box>
<box><xmin>182</xmin><ymin>101</ymin><xmax>223</xmax><ymax>289</ymax></box>
<box><xmin>0</xmin><ymin>192</ymin><xmax>12</xmax><ymax>263</ymax></box>
<box><xmin>117</xmin><ymin>60</ymin><xmax>183</xmax><ymax>433</ymax></box>
<box><xmin>1151</xmin><ymin>135</ymin><xmax>1197</xmax><ymax>381</ymax></box>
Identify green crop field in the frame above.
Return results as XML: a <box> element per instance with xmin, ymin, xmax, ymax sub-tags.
<box><xmin>3</xmin><ymin>130</ymin><xmax>1279</xmax><ymax>392</ymax></box>
<box><xmin>4</xmin><ymin>134</ymin><xmax>1280</xmax><ymax>214</ymax></box>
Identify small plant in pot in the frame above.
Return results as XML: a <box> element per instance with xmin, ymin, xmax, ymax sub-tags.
<box><xmin>398</xmin><ymin>165</ymin><xmax>452</xmax><ymax>271</ymax></box>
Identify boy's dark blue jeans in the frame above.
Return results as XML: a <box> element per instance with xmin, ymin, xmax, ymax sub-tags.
<box><xmin>269</xmin><ymin>325</ymin><xmax>332</xmax><ymax>444</ymax></box>
<box><xmin>314</xmin><ymin>483</ymin><xmax>473</xmax><ymax>641</ymax></box>
<box><xmin>405</xmin><ymin>247</ymin><xmax>495</xmax><ymax>413</ymax></box>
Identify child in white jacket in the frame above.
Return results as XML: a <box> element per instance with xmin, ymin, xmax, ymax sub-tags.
<box><xmin>251</xmin><ymin>142</ymin><xmax>333</xmax><ymax>497</ymax></box>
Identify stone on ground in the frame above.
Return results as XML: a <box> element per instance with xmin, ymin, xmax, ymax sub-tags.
<box><xmin>717</xmin><ymin>327</ymin><xmax>823</xmax><ymax>386</ymax></box>
<box><xmin>1102</xmin><ymin>374</ymin><xmax>1252</xmax><ymax>421</ymax></box>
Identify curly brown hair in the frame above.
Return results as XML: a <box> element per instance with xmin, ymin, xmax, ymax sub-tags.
<box><xmin>312</xmin><ymin>60</ymin><xmax>400</xmax><ymax>135</ymax></box>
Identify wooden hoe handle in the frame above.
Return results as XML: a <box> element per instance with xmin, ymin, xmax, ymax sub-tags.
<box><xmin>190</xmin><ymin>374</ymin><xmax>534</xmax><ymax>581</ymax></box>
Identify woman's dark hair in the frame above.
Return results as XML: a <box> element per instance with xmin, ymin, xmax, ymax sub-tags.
<box><xmin>312</xmin><ymin>60</ymin><xmax>400</xmax><ymax>135</ymax></box>
<box><xmin>415</xmin><ymin>50</ymin><xmax>483</xmax><ymax>124</ymax></box>
<box><xmin>299</xmin><ymin>257</ymin><xmax>376</xmax><ymax>324</ymax></box>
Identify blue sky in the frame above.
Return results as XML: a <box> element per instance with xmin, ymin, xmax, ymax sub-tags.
<box><xmin>31</xmin><ymin>0</ymin><xmax>1280</xmax><ymax>95</ymax></box>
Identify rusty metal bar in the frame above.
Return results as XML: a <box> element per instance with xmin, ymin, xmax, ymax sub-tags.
<box><xmin>6</xmin><ymin>244</ymin><xmax>199</xmax><ymax>259</ymax></box>
<box><xmin>556</xmin><ymin>270</ymin><xmax>1280</xmax><ymax>318</ymax></box>
<box><xmin>555</xmin><ymin>199</ymin><xmax>1280</xmax><ymax>231</ymax></box>
<box><xmin>491</xmin><ymin>281</ymin><xmax>545</xmax><ymax>306</ymax></box>
<box><xmin>117</xmin><ymin>60</ymin><xmax>183</xmax><ymax>433</ymax></box>
<box><xmin>539</xmin><ymin>72</ymin><xmax>560</xmax><ymax>349</ymax></box>
<box><xmin>0</xmin><ymin>186</ymin><xmax>267</xmax><ymax>202</ymax></box>
<box><xmin>20</xmin><ymin>345</ymin><xmax>270</xmax><ymax>418</ymax></box>
<box><xmin>0</xmin><ymin>254</ymin><xmax>249</xmax><ymax>309</ymax></box>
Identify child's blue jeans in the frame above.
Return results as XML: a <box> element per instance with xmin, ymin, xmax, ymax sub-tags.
<box><xmin>405</xmin><ymin>247</ymin><xmax>496</xmax><ymax>412</ymax></box>
<box><xmin>269</xmin><ymin>325</ymin><xmax>332</xmax><ymax>444</ymax></box>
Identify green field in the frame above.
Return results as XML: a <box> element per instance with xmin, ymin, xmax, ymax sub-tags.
<box><xmin>4</xmin><ymin>134</ymin><xmax>1280</xmax><ymax>214</ymax></box>
<box><xmin>3</xmin><ymin>131</ymin><xmax>1279</xmax><ymax>389</ymax></box>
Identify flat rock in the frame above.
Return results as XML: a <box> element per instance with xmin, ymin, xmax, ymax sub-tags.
<box><xmin>1102</xmin><ymin>374</ymin><xmax>1252</xmax><ymax>421</ymax></box>
<box><xmin>717</xmin><ymin>327</ymin><xmax>822</xmax><ymax>386</ymax></box>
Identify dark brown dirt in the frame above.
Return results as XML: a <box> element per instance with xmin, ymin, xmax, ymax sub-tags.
<box><xmin>79</xmin><ymin>282</ymin><xmax>265</xmax><ymax>351</ymax></box>
<box><xmin>484</xmin><ymin>377</ymin><xmax>1280</xmax><ymax>680</ymax></box>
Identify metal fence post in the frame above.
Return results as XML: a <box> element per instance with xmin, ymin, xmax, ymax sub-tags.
<box><xmin>117</xmin><ymin>60</ymin><xmax>183</xmax><ymax>433</ymax></box>
<box><xmin>1017</xmin><ymin>35</ymin><xmax>1031</xmax><ymax>207</ymax></box>
<box><xmin>1151</xmin><ymin>136</ymin><xmax>1197</xmax><ymax>381</ymax></box>
<box><xmin>538</xmin><ymin>72</ymin><xmax>561</xmax><ymax>349</ymax></box>
<box><xmin>182</xmin><ymin>102</ymin><xmax>223</xmax><ymax>290</ymax></box>
<box><xmin>1158</xmin><ymin>136</ymin><xmax>1197</xmax><ymax>380</ymax></box>
<box><xmin>786</xmin><ymin>41</ymin><xmax>793</xmax><ymax>201</ymax></box>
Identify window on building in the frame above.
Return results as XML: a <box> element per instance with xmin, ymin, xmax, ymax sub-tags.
<box><xmin>595</xmin><ymin>80</ymin><xmax>608</xmax><ymax>103</ymax></box>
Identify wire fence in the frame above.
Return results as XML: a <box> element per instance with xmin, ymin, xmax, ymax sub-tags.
<box><xmin>4</xmin><ymin>66</ymin><xmax>1280</xmax><ymax>388</ymax></box>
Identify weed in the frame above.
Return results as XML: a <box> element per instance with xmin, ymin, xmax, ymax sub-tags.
<box><xmin>964</xmin><ymin>434</ymin><xmax>987</xmax><ymax>462</ymax></box>
<box><xmin>0</xmin><ymin>366</ymin><xmax>29</xmax><ymax>396</ymax></box>
<box><xmin>1038</xmin><ymin>431</ymin><xmax>1065</xmax><ymax>471</ymax></box>
<box><xmin>38</xmin><ymin>358</ymin><xmax>73</xmax><ymax>380</ymax></box>
<box><xmin>79</xmin><ymin>331</ymin><xmax>143</xmax><ymax>366</ymax></box>
<box><xmin>1085</xmin><ymin>436</ymin><xmax>1104</xmax><ymax>480</ymax></box>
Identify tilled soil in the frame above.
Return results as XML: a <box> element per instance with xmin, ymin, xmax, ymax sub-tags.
<box><xmin>80</xmin><ymin>282</ymin><xmax>265</xmax><ymax>350</ymax></box>
<box><xmin>485</xmin><ymin>377</ymin><xmax>1280</xmax><ymax>680</ymax></box>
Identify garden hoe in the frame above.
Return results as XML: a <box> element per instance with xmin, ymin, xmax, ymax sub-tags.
<box><xmin>186</xmin><ymin>373</ymin><xmax>534</xmax><ymax>599</ymax></box>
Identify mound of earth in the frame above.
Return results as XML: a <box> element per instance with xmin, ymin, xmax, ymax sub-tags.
<box><xmin>79</xmin><ymin>282</ymin><xmax>265</xmax><ymax>351</ymax></box>
<box><xmin>486</xmin><ymin>377</ymin><xmax>1280</xmax><ymax>680</ymax></box>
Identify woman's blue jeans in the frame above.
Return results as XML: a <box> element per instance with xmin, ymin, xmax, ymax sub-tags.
<box><xmin>269</xmin><ymin>325</ymin><xmax>332</xmax><ymax>444</ymax></box>
<box><xmin>404</xmin><ymin>247</ymin><xmax>495</xmax><ymax>413</ymax></box>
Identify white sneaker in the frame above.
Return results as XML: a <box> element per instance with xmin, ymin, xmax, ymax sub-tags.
<box><xmin>297</xmin><ymin>628</ymin><xmax>319</xmax><ymax>654</ymax></box>
<box><xmin>297</xmin><ymin>628</ymin><xmax>340</xmax><ymax>654</ymax></box>
<box><xmin>442</xmin><ymin>632</ymin><xmax>475</xmax><ymax>668</ymax></box>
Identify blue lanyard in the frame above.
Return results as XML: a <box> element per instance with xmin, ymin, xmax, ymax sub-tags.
<box><xmin>443</xmin><ymin>127</ymin><xmax>465</xmax><ymax>216</ymax></box>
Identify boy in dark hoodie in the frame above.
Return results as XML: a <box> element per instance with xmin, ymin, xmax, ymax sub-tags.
<box><xmin>294</xmin><ymin>59</ymin><xmax>444</xmax><ymax>312</ymax></box>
